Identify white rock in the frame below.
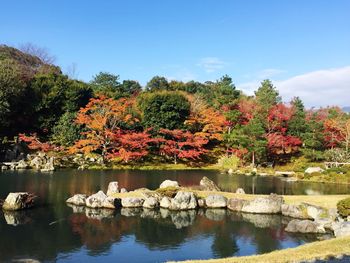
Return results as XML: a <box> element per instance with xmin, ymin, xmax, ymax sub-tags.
<box><xmin>305</xmin><ymin>167</ymin><xmax>324</xmax><ymax>174</ymax></box>
<box><xmin>159</xmin><ymin>180</ymin><xmax>179</xmax><ymax>189</ymax></box>
<box><xmin>66</xmin><ymin>194</ymin><xmax>87</xmax><ymax>206</ymax></box>
<box><xmin>169</xmin><ymin>191</ymin><xmax>197</xmax><ymax>210</ymax></box>
<box><xmin>160</xmin><ymin>197</ymin><xmax>171</xmax><ymax>208</ymax></box>
<box><xmin>143</xmin><ymin>197</ymin><xmax>159</xmax><ymax>209</ymax></box>
<box><xmin>106</xmin><ymin>182</ymin><xmax>119</xmax><ymax>196</ymax></box>
<box><xmin>205</xmin><ymin>195</ymin><xmax>227</xmax><ymax>208</ymax></box>
<box><xmin>121</xmin><ymin>197</ymin><xmax>144</xmax><ymax>208</ymax></box>
<box><xmin>235</xmin><ymin>188</ymin><xmax>245</xmax><ymax>194</ymax></box>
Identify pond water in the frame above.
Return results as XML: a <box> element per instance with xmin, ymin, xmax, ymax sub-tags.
<box><xmin>0</xmin><ymin>169</ymin><xmax>347</xmax><ymax>262</ymax></box>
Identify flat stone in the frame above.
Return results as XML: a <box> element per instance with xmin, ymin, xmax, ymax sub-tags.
<box><xmin>227</xmin><ymin>198</ymin><xmax>247</xmax><ymax>211</ymax></box>
<box><xmin>285</xmin><ymin>219</ymin><xmax>326</xmax><ymax>233</ymax></box>
<box><xmin>121</xmin><ymin>197</ymin><xmax>144</xmax><ymax>208</ymax></box>
<box><xmin>241</xmin><ymin>194</ymin><xmax>284</xmax><ymax>214</ymax></box>
<box><xmin>205</xmin><ymin>195</ymin><xmax>227</xmax><ymax>208</ymax></box>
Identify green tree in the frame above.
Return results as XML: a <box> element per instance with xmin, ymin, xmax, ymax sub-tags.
<box><xmin>288</xmin><ymin>97</ymin><xmax>307</xmax><ymax>138</ymax></box>
<box><xmin>90</xmin><ymin>72</ymin><xmax>121</xmax><ymax>98</ymax></box>
<box><xmin>145</xmin><ymin>76</ymin><xmax>169</xmax><ymax>91</ymax></box>
<box><xmin>139</xmin><ymin>91</ymin><xmax>190</xmax><ymax>130</ymax></box>
<box><xmin>52</xmin><ymin>112</ymin><xmax>82</xmax><ymax>146</ymax></box>
<box><xmin>63</xmin><ymin>80</ymin><xmax>93</xmax><ymax>112</ymax></box>
<box><xmin>119</xmin><ymin>80</ymin><xmax>142</xmax><ymax>97</ymax></box>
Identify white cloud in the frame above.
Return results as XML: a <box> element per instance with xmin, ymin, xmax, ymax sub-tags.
<box><xmin>197</xmin><ymin>57</ymin><xmax>226</xmax><ymax>73</ymax></box>
<box><xmin>277</xmin><ymin>66</ymin><xmax>350</xmax><ymax>108</ymax></box>
<box><xmin>238</xmin><ymin>66</ymin><xmax>350</xmax><ymax>108</ymax></box>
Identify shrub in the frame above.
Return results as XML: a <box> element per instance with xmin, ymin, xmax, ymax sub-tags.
<box><xmin>337</xmin><ymin>197</ymin><xmax>350</xmax><ymax>217</ymax></box>
<box><xmin>217</xmin><ymin>155</ymin><xmax>240</xmax><ymax>170</ymax></box>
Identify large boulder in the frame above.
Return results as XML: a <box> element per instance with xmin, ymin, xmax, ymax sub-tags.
<box><xmin>332</xmin><ymin>222</ymin><xmax>350</xmax><ymax>237</ymax></box>
<box><xmin>241</xmin><ymin>194</ymin><xmax>284</xmax><ymax>214</ymax></box>
<box><xmin>85</xmin><ymin>191</ymin><xmax>120</xmax><ymax>209</ymax></box>
<box><xmin>121</xmin><ymin>197</ymin><xmax>144</xmax><ymax>208</ymax></box>
<box><xmin>304</xmin><ymin>203</ymin><xmax>329</xmax><ymax>220</ymax></box>
<box><xmin>106</xmin><ymin>182</ymin><xmax>119</xmax><ymax>196</ymax></box>
<box><xmin>205</xmin><ymin>195</ymin><xmax>227</xmax><ymax>208</ymax></box>
<box><xmin>227</xmin><ymin>198</ymin><xmax>247</xmax><ymax>211</ymax></box>
<box><xmin>66</xmin><ymin>194</ymin><xmax>87</xmax><ymax>206</ymax></box>
<box><xmin>281</xmin><ymin>203</ymin><xmax>311</xmax><ymax>219</ymax></box>
<box><xmin>285</xmin><ymin>219</ymin><xmax>326</xmax><ymax>233</ymax></box>
<box><xmin>143</xmin><ymin>197</ymin><xmax>159</xmax><ymax>209</ymax></box>
<box><xmin>169</xmin><ymin>191</ymin><xmax>197</xmax><ymax>210</ymax></box>
<box><xmin>199</xmin><ymin>177</ymin><xmax>220</xmax><ymax>191</ymax></box>
<box><xmin>305</xmin><ymin>167</ymin><xmax>324</xmax><ymax>174</ymax></box>
<box><xmin>160</xmin><ymin>197</ymin><xmax>171</xmax><ymax>208</ymax></box>
<box><xmin>159</xmin><ymin>180</ymin><xmax>179</xmax><ymax>189</ymax></box>
<box><xmin>2</xmin><ymin>192</ymin><xmax>36</xmax><ymax>211</ymax></box>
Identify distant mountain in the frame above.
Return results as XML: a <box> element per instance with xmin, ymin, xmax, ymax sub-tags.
<box><xmin>342</xmin><ymin>107</ymin><xmax>350</xmax><ymax>113</ymax></box>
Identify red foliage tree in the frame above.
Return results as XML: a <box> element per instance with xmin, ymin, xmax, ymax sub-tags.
<box><xmin>19</xmin><ymin>133</ymin><xmax>56</xmax><ymax>152</ymax></box>
<box><xmin>159</xmin><ymin>129</ymin><xmax>208</xmax><ymax>164</ymax></box>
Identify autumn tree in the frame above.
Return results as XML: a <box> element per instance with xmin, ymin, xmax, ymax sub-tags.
<box><xmin>159</xmin><ymin>129</ymin><xmax>208</xmax><ymax>164</ymax></box>
<box><xmin>70</xmin><ymin>96</ymin><xmax>138</xmax><ymax>161</ymax></box>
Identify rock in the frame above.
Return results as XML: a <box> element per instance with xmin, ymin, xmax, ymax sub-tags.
<box><xmin>205</xmin><ymin>195</ymin><xmax>227</xmax><ymax>208</ymax></box>
<box><xmin>85</xmin><ymin>191</ymin><xmax>119</xmax><ymax>209</ymax></box>
<box><xmin>66</xmin><ymin>194</ymin><xmax>87</xmax><ymax>206</ymax></box>
<box><xmin>333</xmin><ymin>222</ymin><xmax>350</xmax><ymax>237</ymax></box>
<box><xmin>159</xmin><ymin>180</ymin><xmax>179</xmax><ymax>189</ymax></box>
<box><xmin>227</xmin><ymin>198</ymin><xmax>247</xmax><ymax>211</ymax></box>
<box><xmin>30</xmin><ymin>156</ymin><xmax>43</xmax><ymax>169</ymax></box>
<box><xmin>315</xmin><ymin>217</ymin><xmax>333</xmax><ymax>230</ymax></box>
<box><xmin>169</xmin><ymin>191</ymin><xmax>197</xmax><ymax>210</ymax></box>
<box><xmin>199</xmin><ymin>176</ymin><xmax>220</xmax><ymax>191</ymax></box>
<box><xmin>305</xmin><ymin>203</ymin><xmax>329</xmax><ymax>220</ymax></box>
<box><xmin>16</xmin><ymin>160</ymin><xmax>28</xmax><ymax>169</ymax></box>
<box><xmin>106</xmin><ymin>182</ymin><xmax>119</xmax><ymax>196</ymax></box>
<box><xmin>160</xmin><ymin>197</ymin><xmax>171</xmax><ymax>208</ymax></box>
<box><xmin>205</xmin><ymin>209</ymin><xmax>226</xmax><ymax>221</ymax></box>
<box><xmin>227</xmin><ymin>168</ymin><xmax>234</xmax><ymax>174</ymax></box>
<box><xmin>241</xmin><ymin>194</ymin><xmax>284</xmax><ymax>214</ymax></box>
<box><xmin>2</xmin><ymin>192</ymin><xmax>36</xmax><ymax>211</ymax></box>
<box><xmin>143</xmin><ymin>197</ymin><xmax>159</xmax><ymax>209</ymax></box>
<box><xmin>121</xmin><ymin>197</ymin><xmax>144</xmax><ymax>208</ymax></box>
<box><xmin>285</xmin><ymin>219</ymin><xmax>326</xmax><ymax>233</ymax></box>
<box><xmin>281</xmin><ymin>203</ymin><xmax>310</xmax><ymax>219</ymax></box>
<box><xmin>235</xmin><ymin>188</ymin><xmax>245</xmax><ymax>194</ymax></box>
<box><xmin>41</xmin><ymin>157</ymin><xmax>55</xmax><ymax>172</ymax></box>
<box><xmin>1</xmin><ymin>165</ymin><xmax>8</xmax><ymax>170</ymax></box>
<box><xmin>120</xmin><ymin>188</ymin><xmax>128</xmax><ymax>193</ymax></box>
<box><xmin>197</xmin><ymin>198</ymin><xmax>206</xmax><ymax>208</ymax></box>
<box><xmin>305</xmin><ymin>167</ymin><xmax>324</xmax><ymax>174</ymax></box>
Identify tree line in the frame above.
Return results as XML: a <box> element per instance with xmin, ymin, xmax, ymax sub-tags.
<box><xmin>1</xmin><ymin>44</ymin><xmax>349</xmax><ymax>166</ymax></box>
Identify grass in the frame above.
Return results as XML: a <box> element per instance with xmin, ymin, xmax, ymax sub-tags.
<box><xmin>169</xmin><ymin>236</ymin><xmax>350</xmax><ymax>263</ymax></box>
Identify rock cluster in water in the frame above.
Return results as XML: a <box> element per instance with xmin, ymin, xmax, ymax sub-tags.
<box><xmin>65</xmin><ymin>177</ymin><xmax>350</xmax><ymax>238</ymax></box>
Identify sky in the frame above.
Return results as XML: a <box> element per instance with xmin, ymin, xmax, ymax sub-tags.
<box><xmin>1</xmin><ymin>0</ymin><xmax>350</xmax><ymax>107</ymax></box>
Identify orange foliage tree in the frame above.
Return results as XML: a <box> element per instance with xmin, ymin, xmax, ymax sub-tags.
<box><xmin>69</xmin><ymin>96</ymin><xmax>139</xmax><ymax>161</ymax></box>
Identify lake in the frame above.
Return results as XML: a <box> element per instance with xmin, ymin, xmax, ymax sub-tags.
<box><xmin>0</xmin><ymin>169</ymin><xmax>346</xmax><ymax>262</ymax></box>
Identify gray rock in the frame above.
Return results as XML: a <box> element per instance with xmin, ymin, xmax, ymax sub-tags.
<box><xmin>2</xmin><ymin>192</ymin><xmax>36</xmax><ymax>211</ymax></box>
<box><xmin>85</xmin><ymin>191</ymin><xmax>108</xmax><ymax>208</ymax></box>
<box><xmin>102</xmin><ymin>196</ymin><xmax>121</xmax><ymax>209</ymax></box>
<box><xmin>241</xmin><ymin>194</ymin><xmax>284</xmax><ymax>214</ymax></box>
<box><xmin>66</xmin><ymin>194</ymin><xmax>87</xmax><ymax>206</ymax></box>
<box><xmin>199</xmin><ymin>176</ymin><xmax>220</xmax><ymax>191</ymax></box>
<box><xmin>305</xmin><ymin>167</ymin><xmax>324</xmax><ymax>174</ymax></box>
<box><xmin>121</xmin><ymin>197</ymin><xmax>144</xmax><ymax>208</ymax></box>
<box><xmin>333</xmin><ymin>222</ymin><xmax>350</xmax><ymax>237</ymax></box>
<box><xmin>160</xmin><ymin>197</ymin><xmax>171</xmax><ymax>208</ymax></box>
<box><xmin>1</xmin><ymin>165</ymin><xmax>8</xmax><ymax>170</ymax></box>
<box><xmin>205</xmin><ymin>195</ymin><xmax>227</xmax><ymax>208</ymax></box>
<box><xmin>106</xmin><ymin>182</ymin><xmax>119</xmax><ymax>196</ymax></box>
<box><xmin>304</xmin><ymin>203</ymin><xmax>329</xmax><ymax>220</ymax></box>
<box><xmin>235</xmin><ymin>188</ymin><xmax>245</xmax><ymax>194</ymax></box>
<box><xmin>227</xmin><ymin>198</ymin><xmax>247</xmax><ymax>211</ymax></box>
<box><xmin>143</xmin><ymin>197</ymin><xmax>159</xmax><ymax>209</ymax></box>
<box><xmin>159</xmin><ymin>180</ymin><xmax>179</xmax><ymax>189</ymax></box>
<box><xmin>30</xmin><ymin>156</ymin><xmax>43</xmax><ymax>169</ymax></box>
<box><xmin>41</xmin><ymin>157</ymin><xmax>55</xmax><ymax>172</ymax></box>
<box><xmin>285</xmin><ymin>219</ymin><xmax>326</xmax><ymax>233</ymax></box>
<box><xmin>169</xmin><ymin>191</ymin><xmax>197</xmax><ymax>210</ymax></box>
<box><xmin>281</xmin><ymin>203</ymin><xmax>311</xmax><ymax>219</ymax></box>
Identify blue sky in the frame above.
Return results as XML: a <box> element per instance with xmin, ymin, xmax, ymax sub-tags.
<box><xmin>1</xmin><ymin>0</ymin><xmax>350</xmax><ymax>107</ymax></box>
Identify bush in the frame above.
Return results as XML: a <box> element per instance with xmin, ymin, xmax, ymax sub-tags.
<box><xmin>217</xmin><ymin>155</ymin><xmax>240</xmax><ymax>170</ymax></box>
<box><xmin>337</xmin><ymin>197</ymin><xmax>350</xmax><ymax>217</ymax></box>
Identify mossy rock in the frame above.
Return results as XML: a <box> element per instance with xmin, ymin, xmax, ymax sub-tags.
<box><xmin>337</xmin><ymin>197</ymin><xmax>350</xmax><ymax>217</ymax></box>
